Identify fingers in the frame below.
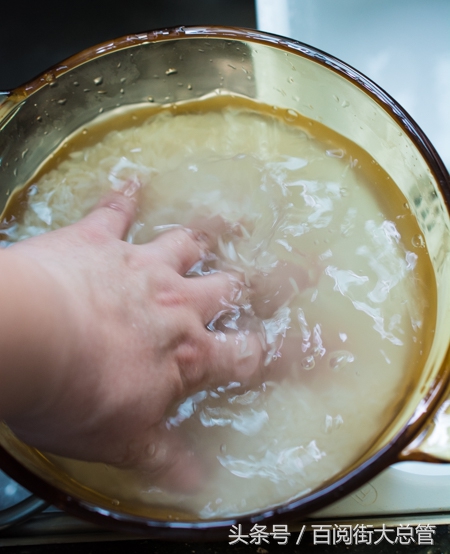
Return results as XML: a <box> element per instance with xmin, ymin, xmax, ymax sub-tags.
<box><xmin>76</xmin><ymin>181</ymin><xmax>140</xmax><ymax>240</ymax></box>
<box><xmin>186</xmin><ymin>271</ymin><xmax>244</xmax><ymax>324</ymax></box>
<box><xmin>150</xmin><ymin>216</ymin><xmax>229</xmax><ymax>275</ymax></box>
<box><xmin>201</xmin><ymin>329</ymin><xmax>265</xmax><ymax>388</ymax></box>
<box><xmin>250</xmin><ymin>261</ymin><xmax>312</xmax><ymax>319</ymax></box>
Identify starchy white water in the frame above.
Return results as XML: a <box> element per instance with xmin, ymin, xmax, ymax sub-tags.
<box><xmin>1</xmin><ymin>99</ymin><xmax>431</xmax><ymax>518</ymax></box>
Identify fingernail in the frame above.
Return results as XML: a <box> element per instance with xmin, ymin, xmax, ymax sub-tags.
<box><xmin>120</xmin><ymin>178</ymin><xmax>141</xmax><ymax>198</ymax></box>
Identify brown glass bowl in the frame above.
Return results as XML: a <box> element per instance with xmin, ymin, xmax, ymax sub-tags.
<box><xmin>0</xmin><ymin>26</ymin><xmax>449</xmax><ymax>540</ymax></box>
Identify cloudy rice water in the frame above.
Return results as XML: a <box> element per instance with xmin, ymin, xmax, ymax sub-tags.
<box><xmin>0</xmin><ymin>96</ymin><xmax>434</xmax><ymax>518</ymax></box>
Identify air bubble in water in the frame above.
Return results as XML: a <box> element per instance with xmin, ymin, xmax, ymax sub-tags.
<box><xmin>412</xmin><ymin>234</ymin><xmax>425</xmax><ymax>248</ymax></box>
<box><xmin>301</xmin><ymin>356</ymin><xmax>315</xmax><ymax>370</ymax></box>
<box><xmin>329</xmin><ymin>350</ymin><xmax>354</xmax><ymax>371</ymax></box>
<box><xmin>94</xmin><ymin>76</ymin><xmax>103</xmax><ymax>86</ymax></box>
<box><xmin>57</xmin><ymin>98</ymin><xmax>67</xmax><ymax>105</ymax></box>
<box><xmin>165</xmin><ymin>68</ymin><xmax>178</xmax><ymax>75</ymax></box>
<box><xmin>326</xmin><ymin>149</ymin><xmax>344</xmax><ymax>158</ymax></box>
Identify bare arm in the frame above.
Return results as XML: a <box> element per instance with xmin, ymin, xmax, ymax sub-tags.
<box><xmin>0</xmin><ymin>248</ymin><xmax>80</xmax><ymax>422</ymax></box>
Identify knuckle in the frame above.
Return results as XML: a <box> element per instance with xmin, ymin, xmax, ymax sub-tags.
<box><xmin>183</xmin><ymin>229</ymin><xmax>207</xmax><ymax>259</ymax></box>
<box><xmin>176</xmin><ymin>341</ymin><xmax>199</xmax><ymax>370</ymax></box>
<box><xmin>175</xmin><ymin>337</ymin><xmax>205</xmax><ymax>390</ymax></box>
<box><xmin>155</xmin><ymin>282</ymin><xmax>189</xmax><ymax>308</ymax></box>
<box><xmin>76</xmin><ymin>221</ymin><xmax>106</xmax><ymax>244</ymax></box>
<box><xmin>101</xmin><ymin>198</ymin><xmax>133</xmax><ymax>225</ymax></box>
<box><xmin>190</xmin><ymin>228</ymin><xmax>210</xmax><ymax>247</ymax></box>
<box><xmin>100</xmin><ymin>190</ymin><xmax>132</xmax><ymax>212</ymax></box>
<box><xmin>100</xmin><ymin>193</ymin><xmax>135</xmax><ymax>221</ymax></box>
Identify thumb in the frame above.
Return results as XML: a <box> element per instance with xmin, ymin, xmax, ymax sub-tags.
<box><xmin>77</xmin><ymin>180</ymin><xmax>141</xmax><ymax>240</ymax></box>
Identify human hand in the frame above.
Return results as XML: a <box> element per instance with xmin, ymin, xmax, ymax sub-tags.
<box><xmin>2</xmin><ymin>183</ymin><xmax>265</xmax><ymax>490</ymax></box>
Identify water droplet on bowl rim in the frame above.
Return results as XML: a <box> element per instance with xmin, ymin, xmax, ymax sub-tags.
<box><xmin>284</xmin><ymin>109</ymin><xmax>298</xmax><ymax>122</ymax></box>
<box><xmin>412</xmin><ymin>234</ymin><xmax>425</xmax><ymax>248</ymax></box>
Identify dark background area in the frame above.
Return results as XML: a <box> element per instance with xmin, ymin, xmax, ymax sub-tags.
<box><xmin>0</xmin><ymin>0</ymin><xmax>256</xmax><ymax>91</ymax></box>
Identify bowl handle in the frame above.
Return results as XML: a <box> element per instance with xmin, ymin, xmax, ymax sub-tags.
<box><xmin>399</xmin><ymin>399</ymin><xmax>450</xmax><ymax>463</ymax></box>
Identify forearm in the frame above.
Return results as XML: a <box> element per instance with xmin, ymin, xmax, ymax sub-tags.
<box><xmin>0</xmin><ymin>248</ymin><xmax>75</xmax><ymax>423</ymax></box>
